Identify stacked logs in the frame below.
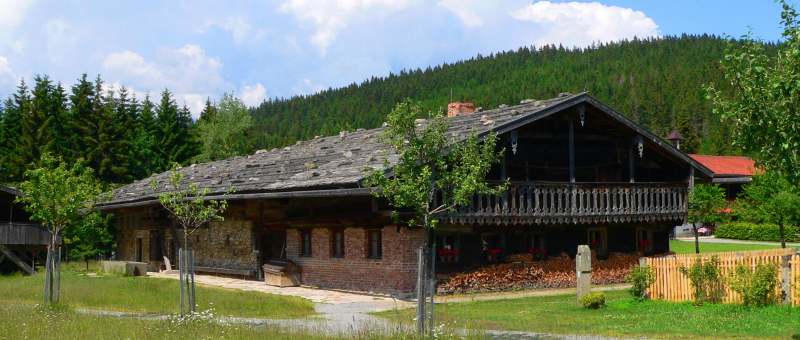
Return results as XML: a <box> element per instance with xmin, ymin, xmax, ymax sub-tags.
<box><xmin>438</xmin><ymin>252</ymin><xmax>640</xmax><ymax>294</ymax></box>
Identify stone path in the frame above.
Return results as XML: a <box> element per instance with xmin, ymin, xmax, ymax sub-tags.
<box><xmin>145</xmin><ymin>272</ymin><xmax>632</xmax><ymax>338</ymax></box>
<box><xmin>148</xmin><ymin>271</ymin><xmax>410</xmax><ymax>333</ymax></box>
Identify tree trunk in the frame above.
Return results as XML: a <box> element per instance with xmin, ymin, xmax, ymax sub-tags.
<box><xmin>780</xmin><ymin>222</ymin><xmax>786</xmax><ymax>249</ymax></box>
<box><xmin>693</xmin><ymin>223</ymin><xmax>700</xmax><ymax>254</ymax></box>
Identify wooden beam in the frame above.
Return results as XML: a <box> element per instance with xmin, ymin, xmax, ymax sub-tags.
<box><xmin>629</xmin><ymin>147</ymin><xmax>635</xmax><ymax>183</ymax></box>
<box><xmin>0</xmin><ymin>245</ymin><xmax>34</xmax><ymax>274</ymax></box>
<box><xmin>569</xmin><ymin>119</ymin><xmax>575</xmax><ymax>183</ymax></box>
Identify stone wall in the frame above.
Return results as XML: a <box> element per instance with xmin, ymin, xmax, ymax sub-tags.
<box><xmin>115</xmin><ymin>205</ymin><xmax>258</xmax><ymax>273</ymax></box>
<box><xmin>286</xmin><ymin>226</ymin><xmax>425</xmax><ymax>295</ymax></box>
<box><xmin>189</xmin><ymin>220</ymin><xmax>258</xmax><ymax>271</ymax></box>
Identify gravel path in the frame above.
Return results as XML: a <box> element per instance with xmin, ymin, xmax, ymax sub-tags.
<box><xmin>676</xmin><ymin>236</ymin><xmax>800</xmax><ymax>247</ymax></box>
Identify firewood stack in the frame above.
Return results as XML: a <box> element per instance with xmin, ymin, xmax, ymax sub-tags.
<box><xmin>438</xmin><ymin>252</ymin><xmax>638</xmax><ymax>294</ymax></box>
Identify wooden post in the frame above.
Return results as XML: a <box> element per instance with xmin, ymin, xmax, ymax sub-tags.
<box><xmin>782</xmin><ymin>255</ymin><xmax>792</xmax><ymax>305</ymax></box>
<box><xmin>416</xmin><ymin>246</ymin><xmax>426</xmax><ymax>334</ymax></box>
<box><xmin>628</xmin><ymin>148</ymin><xmax>635</xmax><ymax>183</ymax></box>
<box><xmin>569</xmin><ymin>119</ymin><xmax>576</xmax><ymax>183</ymax></box>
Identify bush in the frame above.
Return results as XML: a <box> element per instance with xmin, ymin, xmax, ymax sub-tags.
<box><xmin>680</xmin><ymin>256</ymin><xmax>725</xmax><ymax>305</ymax></box>
<box><xmin>580</xmin><ymin>292</ymin><xmax>606</xmax><ymax>309</ymax></box>
<box><xmin>715</xmin><ymin>222</ymin><xmax>800</xmax><ymax>242</ymax></box>
<box><xmin>627</xmin><ymin>265</ymin><xmax>655</xmax><ymax>301</ymax></box>
<box><xmin>729</xmin><ymin>262</ymin><xmax>780</xmax><ymax>307</ymax></box>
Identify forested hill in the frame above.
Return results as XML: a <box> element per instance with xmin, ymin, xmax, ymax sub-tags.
<box><xmin>251</xmin><ymin>35</ymin><xmax>770</xmax><ymax>155</ymax></box>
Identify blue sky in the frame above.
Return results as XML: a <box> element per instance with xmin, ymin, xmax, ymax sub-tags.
<box><xmin>0</xmin><ymin>0</ymin><xmax>791</xmax><ymax>117</ymax></box>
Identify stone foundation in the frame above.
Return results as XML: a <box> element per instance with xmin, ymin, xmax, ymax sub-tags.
<box><xmin>286</xmin><ymin>226</ymin><xmax>425</xmax><ymax>295</ymax></box>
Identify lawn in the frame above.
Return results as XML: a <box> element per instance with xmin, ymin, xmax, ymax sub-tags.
<box><xmin>669</xmin><ymin>239</ymin><xmax>784</xmax><ymax>254</ymax></box>
<box><xmin>0</xmin><ymin>262</ymin><xmax>315</xmax><ymax>319</ymax></box>
<box><xmin>0</xmin><ymin>304</ymin><xmax>328</xmax><ymax>340</ymax></box>
<box><xmin>377</xmin><ymin>290</ymin><xmax>800</xmax><ymax>339</ymax></box>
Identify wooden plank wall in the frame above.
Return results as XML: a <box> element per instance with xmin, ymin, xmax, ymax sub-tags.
<box><xmin>643</xmin><ymin>248</ymin><xmax>798</xmax><ymax>305</ymax></box>
<box><xmin>0</xmin><ymin>223</ymin><xmax>51</xmax><ymax>245</ymax></box>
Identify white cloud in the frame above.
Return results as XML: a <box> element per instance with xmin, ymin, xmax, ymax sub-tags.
<box><xmin>101</xmin><ymin>44</ymin><xmax>229</xmax><ymax>118</ymax></box>
<box><xmin>437</xmin><ymin>0</ymin><xmax>484</xmax><ymax>28</ymax></box>
<box><xmin>511</xmin><ymin>1</ymin><xmax>659</xmax><ymax>47</ymax></box>
<box><xmin>0</xmin><ymin>0</ymin><xmax>34</xmax><ymax>31</ymax></box>
<box><xmin>279</xmin><ymin>0</ymin><xmax>411</xmax><ymax>55</ymax></box>
<box><xmin>201</xmin><ymin>16</ymin><xmax>265</xmax><ymax>45</ymax></box>
<box><xmin>239</xmin><ymin>83</ymin><xmax>267</xmax><ymax>106</ymax></box>
<box><xmin>0</xmin><ymin>56</ymin><xmax>17</xmax><ymax>88</ymax></box>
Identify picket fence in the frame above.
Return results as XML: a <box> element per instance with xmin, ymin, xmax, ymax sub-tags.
<box><xmin>642</xmin><ymin>248</ymin><xmax>800</xmax><ymax>305</ymax></box>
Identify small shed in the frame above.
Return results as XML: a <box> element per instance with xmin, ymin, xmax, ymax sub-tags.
<box><xmin>0</xmin><ymin>185</ymin><xmax>55</xmax><ymax>274</ymax></box>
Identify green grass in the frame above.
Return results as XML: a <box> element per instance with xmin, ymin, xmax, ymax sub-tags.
<box><xmin>0</xmin><ymin>304</ymin><xmax>326</xmax><ymax>340</ymax></box>
<box><xmin>669</xmin><ymin>239</ymin><xmax>784</xmax><ymax>254</ymax></box>
<box><xmin>0</xmin><ymin>262</ymin><xmax>315</xmax><ymax>319</ymax></box>
<box><xmin>375</xmin><ymin>290</ymin><xmax>800</xmax><ymax>339</ymax></box>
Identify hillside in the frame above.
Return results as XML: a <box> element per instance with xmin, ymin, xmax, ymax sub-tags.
<box><xmin>250</xmin><ymin>35</ymin><xmax>770</xmax><ymax>155</ymax></box>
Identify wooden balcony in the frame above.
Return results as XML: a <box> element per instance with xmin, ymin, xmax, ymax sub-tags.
<box><xmin>442</xmin><ymin>182</ymin><xmax>688</xmax><ymax>225</ymax></box>
<box><xmin>0</xmin><ymin>222</ymin><xmax>54</xmax><ymax>246</ymax></box>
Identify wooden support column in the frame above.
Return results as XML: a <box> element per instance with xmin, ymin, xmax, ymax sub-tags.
<box><xmin>688</xmin><ymin>167</ymin><xmax>695</xmax><ymax>191</ymax></box>
<box><xmin>628</xmin><ymin>148</ymin><xmax>635</xmax><ymax>183</ymax></box>
<box><xmin>569</xmin><ymin>119</ymin><xmax>575</xmax><ymax>183</ymax></box>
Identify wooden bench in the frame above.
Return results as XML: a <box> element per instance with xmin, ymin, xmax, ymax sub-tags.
<box><xmin>194</xmin><ymin>266</ymin><xmax>255</xmax><ymax>277</ymax></box>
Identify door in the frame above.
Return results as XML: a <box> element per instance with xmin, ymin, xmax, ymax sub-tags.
<box><xmin>259</xmin><ymin>229</ymin><xmax>287</xmax><ymax>263</ymax></box>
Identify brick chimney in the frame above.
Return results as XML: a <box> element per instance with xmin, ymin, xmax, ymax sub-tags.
<box><xmin>447</xmin><ymin>102</ymin><xmax>475</xmax><ymax>117</ymax></box>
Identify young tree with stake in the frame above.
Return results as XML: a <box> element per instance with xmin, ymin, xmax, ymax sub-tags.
<box><xmin>152</xmin><ymin>166</ymin><xmax>230</xmax><ymax>315</ymax></box>
<box><xmin>364</xmin><ymin>99</ymin><xmax>505</xmax><ymax>334</ymax></box>
<box><xmin>17</xmin><ymin>153</ymin><xmax>102</xmax><ymax>304</ymax></box>
<box><xmin>687</xmin><ymin>183</ymin><xmax>727</xmax><ymax>254</ymax></box>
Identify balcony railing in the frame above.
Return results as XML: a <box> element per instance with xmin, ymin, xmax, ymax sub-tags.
<box><xmin>442</xmin><ymin>182</ymin><xmax>688</xmax><ymax>225</ymax></box>
<box><xmin>0</xmin><ymin>222</ymin><xmax>54</xmax><ymax>245</ymax></box>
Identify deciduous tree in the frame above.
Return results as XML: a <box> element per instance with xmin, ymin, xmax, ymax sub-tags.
<box><xmin>16</xmin><ymin>153</ymin><xmax>102</xmax><ymax>304</ymax></box>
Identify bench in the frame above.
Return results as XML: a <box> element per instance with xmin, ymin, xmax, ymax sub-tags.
<box><xmin>194</xmin><ymin>266</ymin><xmax>255</xmax><ymax>277</ymax></box>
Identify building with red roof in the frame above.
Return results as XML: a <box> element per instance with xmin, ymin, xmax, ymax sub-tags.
<box><xmin>689</xmin><ymin>154</ymin><xmax>757</xmax><ymax>199</ymax></box>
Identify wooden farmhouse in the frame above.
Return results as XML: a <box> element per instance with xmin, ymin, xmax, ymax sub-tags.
<box><xmin>98</xmin><ymin>92</ymin><xmax>713</xmax><ymax>295</ymax></box>
<box><xmin>0</xmin><ymin>185</ymin><xmax>54</xmax><ymax>274</ymax></box>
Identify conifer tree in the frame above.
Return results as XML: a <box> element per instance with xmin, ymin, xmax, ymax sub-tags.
<box><xmin>2</xmin><ymin>80</ymin><xmax>32</xmax><ymax>182</ymax></box>
<box><xmin>156</xmin><ymin>90</ymin><xmax>196</xmax><ymax>167</ymax></box>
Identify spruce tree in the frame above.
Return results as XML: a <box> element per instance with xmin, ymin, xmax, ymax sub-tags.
<box><xmin>68</xmin><ymin>74</ymin><xmax>96</xmax><ymax>163</ymax></box>
<box><xmin>20</xmin><ymin>75</ymin><xmax>57</xmax><ymax>168</ymax></box>
<box><xmin>2</xmin><ymin>79</ymin><xmax>32</xmax><ymax>182</ymax></box>
<box><xmin>156</xmin><ymin>90</ymin><xmax>196</xmax><ymax>167</ymax></box>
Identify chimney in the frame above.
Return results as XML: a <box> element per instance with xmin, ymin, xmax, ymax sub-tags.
<box><xmin>447</xmin><ymin>102</ymin><xmax>475</xmax><ymax>117</ymax></box>
<box><xmin>666</xmin><ymin>130</ymin><xmax>684</xmax><ymax>150</ymax></box>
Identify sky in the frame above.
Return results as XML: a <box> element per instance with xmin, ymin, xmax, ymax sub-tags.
<box><xmin>0</xmin><ymin>0</ymin><xmax>792</xmax><ymax>118</ymax></box>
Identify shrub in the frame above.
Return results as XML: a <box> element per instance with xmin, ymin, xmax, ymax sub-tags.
<box><xmin>680</xmin><ymin>256</ymin><xmax>725</xmax><ymax>305</ymax></box>
<box><xmin>715</xmin><ymin>222</ymin><xmax>800</xmax><ymax>242</ymax></box>
<box><xmin>729</xmin><ymin>262</ymin><xmax>779</xmax><ymax>307</ymax></box>
<box><xmin>627</xmin><ymin>265</ymin><xmax>655</xmax><ymax>301</ymax></box>
<box><xmin>580</xmin><ymin>292</ymin><xmax>606</xmax><ymax>309</ymax></box>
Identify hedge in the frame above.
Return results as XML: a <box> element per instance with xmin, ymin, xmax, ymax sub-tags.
<box><xmin>715</xmin><ymin>222</ymin><xmax>800</xmax><ymax>242</ymax></box>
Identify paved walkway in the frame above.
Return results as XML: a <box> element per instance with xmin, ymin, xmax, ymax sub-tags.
<box><xmin>676</xmin><ymin>236</ymin><xmax>800</xmax><ymax>247</ymax></box>
<box><xmin>148</xmin><ymin>271</ymin><xmax>410</xmax><ymax>333</ymax></box>
<box><xmin>146</xmin><ymin>272</ymin><xmax>632</xmax><ymax>338</ymax></box>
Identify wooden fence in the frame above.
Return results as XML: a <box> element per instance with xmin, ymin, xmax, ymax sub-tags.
<box><xmin>642</xmin><ymin>248</ymin><xmax>799</xmax><ymax>305</ymax></box>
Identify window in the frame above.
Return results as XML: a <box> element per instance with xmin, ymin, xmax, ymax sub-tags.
<box><xmin>367</xmin><ymin>229</ymin><xmax>382</xmax><ymax>259</ymax></box>
<box><xmin>587</xmin><ymin>227</ymin><xmax>608</xmax><ymax>253</ymax></box>
<box><xmin>135</xmin><ymin>238</ymin><xmax>143</xmax><ymax>262</ymax></box>
<box><xmin>636</xmin><ymin>228</ymin><xmax>654</xmax><ymax>253</ymax></box>
<box><xmin>300</xmin><ymin>229</ymin><xmax>312</xmax><ymax>257</ymax></box>
<box><xmin>331</xmin><ymin>229</ymin><xmax>345</xmax><ymax>258</ymax></box>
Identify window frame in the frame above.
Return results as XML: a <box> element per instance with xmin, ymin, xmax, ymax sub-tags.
<box><xmin>366</xmin><ymin>229</ymin><xmax>382</xmax><ymax>259</ymax></box>
<box><xmin>330</xmin><ymin>228</ymin><xmax>345</xmax><ymax>258</ymax></box>
<box><xmin>300</xmin><ymin>229</ymin><xmax>312</xmax><ymax>257</ymax></box>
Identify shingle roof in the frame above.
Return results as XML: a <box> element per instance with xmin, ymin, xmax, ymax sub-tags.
<box><xmin>100</xmin><ymin>93</ymin><xmax>583</xmax><ymax>208</ymax></box>
<box><xmin>689</xmin><ymin>154</ymin><xmax>756</xmax><ymax>177</ymax></box>
<box><xmin>100</xmin><ymin>92</ymin><xmax>714</xmax><ymax>209</ymax></box>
